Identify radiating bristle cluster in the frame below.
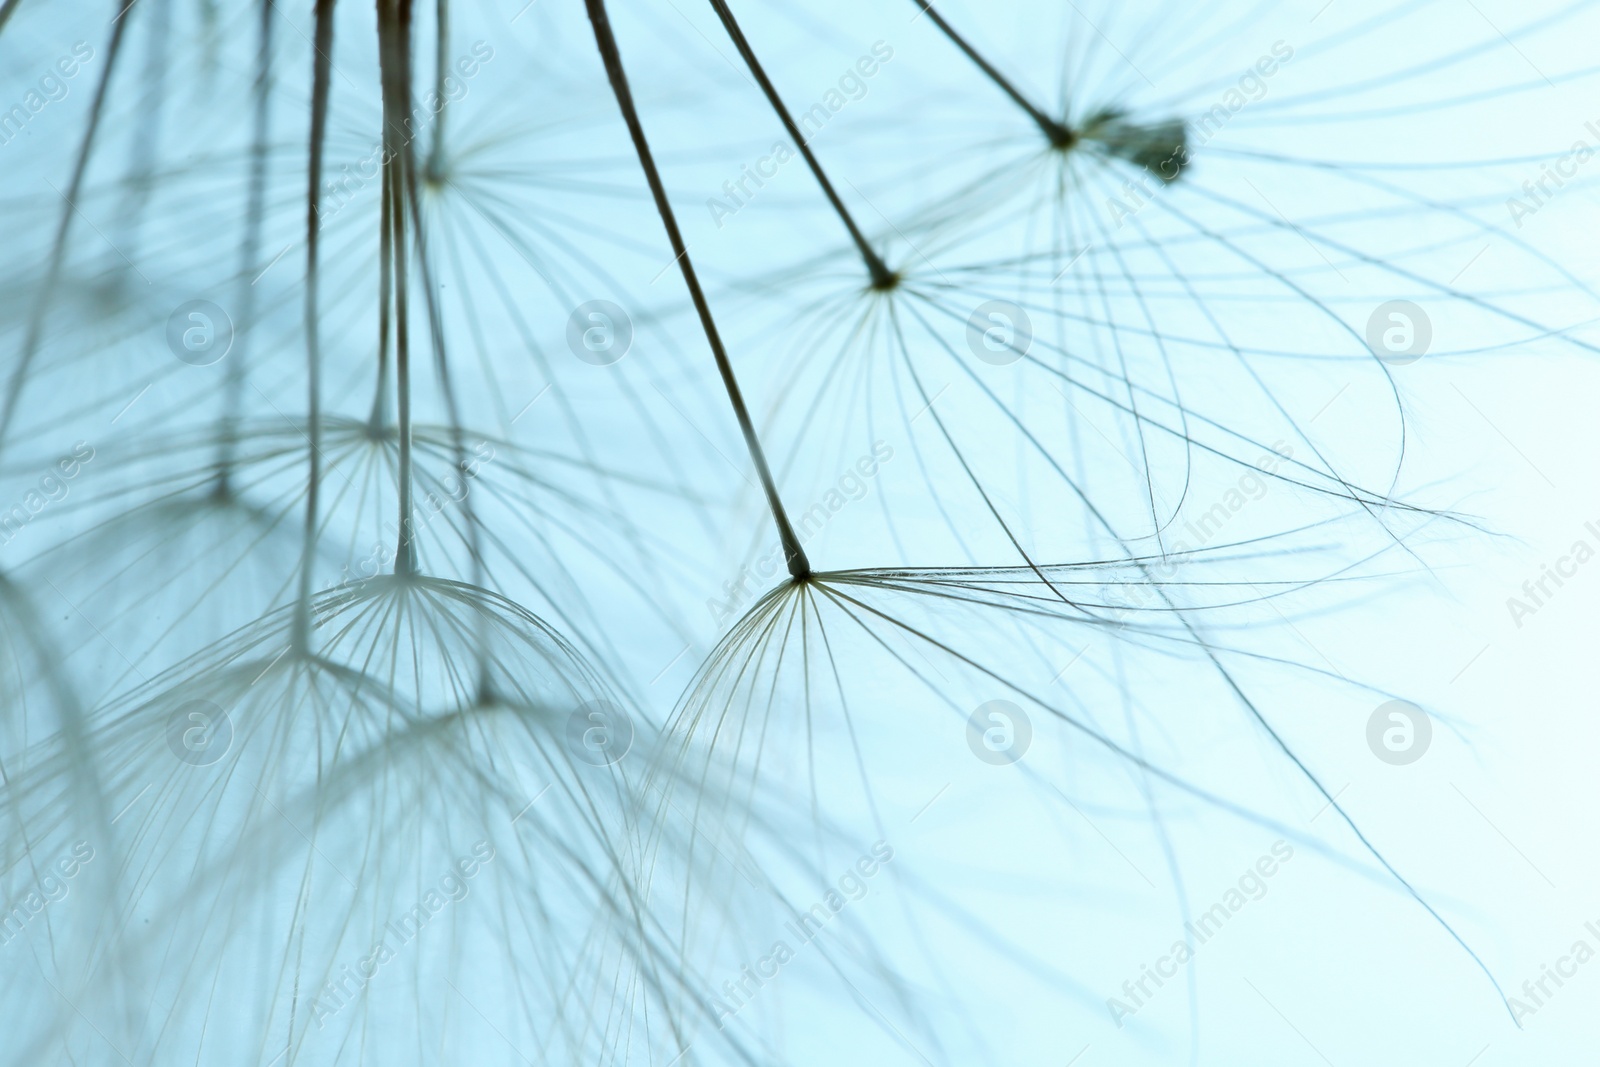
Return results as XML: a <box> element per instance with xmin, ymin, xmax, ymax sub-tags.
<box><xmin>0</xmin><ymin>0</ymin><xmax>1589</xmax><ymax>1062</ymax></box>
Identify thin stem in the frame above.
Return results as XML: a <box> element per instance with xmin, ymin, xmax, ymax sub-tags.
<box><xmin>114</xmin><ymin>0</ymin><xmax>169</xmax><ymax>260</ymax></box>
<box><xmin>369</xmin><ymin>161</ymin><xmax>393</xmax><ymax>429</ymax></box>
<box><xmin>584</xmin><ymin>0</ymin><xmax>809</xmax><ymax>579</ymax></box>
<box><xmin>403</xmin><ymin>175</ymin><xmax>483</xmax><ymax>586</ymax></box>
<box><xmin>0</xmin><ymin>0</ymin><xmax>131</xmax><ymax>455</ymax></box>
<box><xmin>0</xmin><ymin>0</ymin><xmax>25</xmax><ymax>35</ymax></box>
<box><xmin>379</xmin><ymin>0</ymin><xmax>418</xmax><ymax>577</ymax></box>
<box><xmin>708</xmin><ymin>0</ymin><xmax>894</xmax><ymax>288</ymax></box>
<box><xmin>296</xmin><ymin>0</ymin><xmax>337</xmax><ymax>652</ymax></box>
<box><xmin>425</xmin><ymin>0</ymin><xmax>448</xmax><ymax>182</ymax></box>
<box><xmin>218</xmin><ymin>0</ymin><xmax>275</xmax><ymax>494</ymax></box>
<box><xmin>392</xmin><ymin>183</ymin><xmax>415</xmax><ymax>577</ymax></box>
<box><xmin>909</xmin><ymin>0</ymin><xmax>1074</xmax><ymax>146</ymax></box>
<box><xmin>403</xmin><ymin>171</ymin><xmax>492</xmax><ymax>696</ymax></box>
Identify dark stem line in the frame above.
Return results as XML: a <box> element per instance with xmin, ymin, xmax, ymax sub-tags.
<box><xmin>403</xmin><ymin>172</ymin><xmax>493</xmax><ymax>696</ymax></box>
<box><xmin>379</xmin><ymin>0</ymin><xmax>417</xmax><ymax>576</ymax></box>
<box><xmin>111</xmin><ymin>0</ymin><xmax>169</xmax><ymax>265</ymax></box>
<box><xmin>403</xmin><ymin>170</ymin><xmax>483</xmax><ymax>588</ymax></box>
<box><xmin>584</xmin><ymin>0</ymin><xmax>809</xmax><ymax>579</ymax></box>
<box><xmin>425</xmin><ymin>0</ymin><xmax>448</xmax><ymax>182</ymax></box>
<box><xmin>909</xmin><ymin>0</ymin><xmax>1073</xmax><ymax>146</ymax></box>
<box><xmin>707</xmin><ymin>0</ymin><xmax>894</xmax><ymax>288</ymax></box>
<box><xmin>218</xmin><ymin>0</ymin><xmax>275</xmax><ymax>494</ymax></box>
<box><xmin>0</xmin><ymin>0</ymin><xmax>24</xmax><ymax>35</ymax></box>
<box><xmin>296</xmin><ymin>0</ymin><xmax>337</xmax><ymax>652</ymax></box>
<box><xmin>0</xmin><ymin>0</ymin><xmax>131</xmax><ymax>455</ymax></box>
<box><xmin>369</xmin><ymin>160</ymin><xmax>393</xmax><ymax>429</ymax></box>
<box><xmin>389</xmin><ymin>175</ymin><xmax>415</xmax><ymax>556</ymax></box>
